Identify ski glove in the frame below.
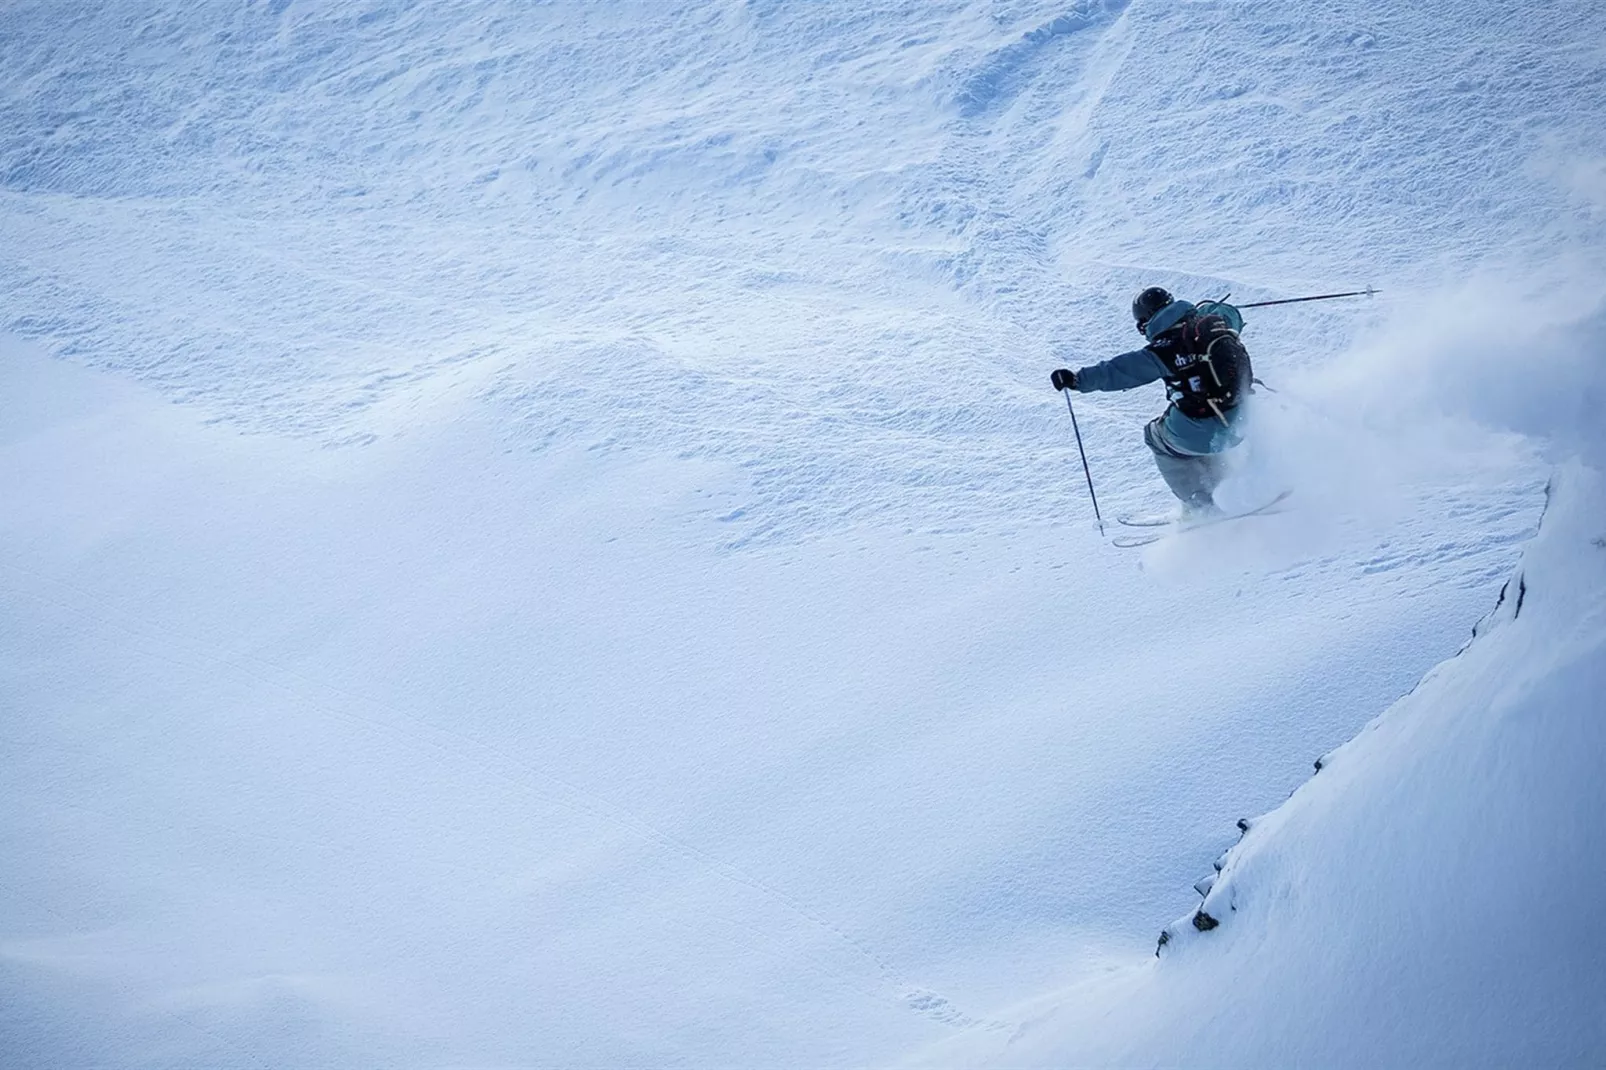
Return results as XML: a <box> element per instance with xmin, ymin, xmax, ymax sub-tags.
<box><xmin>1050</xmin><ymin>368</ymin><xmax>1078</xmax><ymax>391</ymax></box>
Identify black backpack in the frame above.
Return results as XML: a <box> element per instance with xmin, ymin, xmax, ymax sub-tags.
<box><xmin>1155</xmin><ymin>301</ymin><xmax>1252</xmax><ymax>422</ymax></box>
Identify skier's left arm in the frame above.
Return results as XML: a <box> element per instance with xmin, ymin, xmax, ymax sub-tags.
<box><xmin>1051</xmin><ymin>348</ymin><xmax>1168</xmax><ymax>393</ymax></box>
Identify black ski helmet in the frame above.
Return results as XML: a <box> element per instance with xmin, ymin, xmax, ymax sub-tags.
<box><xmin>1132</xmin><ymin>287</ymin><xmax>1174</xmax><ymax>333</ymax></box>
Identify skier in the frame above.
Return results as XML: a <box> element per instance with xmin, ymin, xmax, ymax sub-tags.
<box><xmin>1050</xmin><ymin>287</ymin><xmax>1252</xmax><ymax>513</ymax></box>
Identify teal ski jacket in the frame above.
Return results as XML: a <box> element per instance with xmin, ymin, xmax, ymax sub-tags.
<box><xmin>1073</xmin><ymin>348</ymin><xmax>1245</xmax><ymax>457</ymax></box>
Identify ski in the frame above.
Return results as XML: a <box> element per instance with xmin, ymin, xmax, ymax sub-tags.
<box><xmin>1112</xmin><ymin>489</ymin><xmax>1293</xmax><ymax>548</ymax></box>
<box><xmin>1118</xmin><ymin>511</ymin><xmax>1180</xmax><ymax>528</ymax></box>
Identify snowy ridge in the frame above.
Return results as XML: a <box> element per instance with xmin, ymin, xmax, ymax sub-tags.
<box><xmin>920</xmin><ymin>304</ymin><xmax>1606</xmax><ymax>1064</ymax></box>
<box><xmin>923</xmin><ymin>459</ymin><xmax>1606</xmax><ymax>1068</ymax></box>
<box><xmin>1172</xmin><ymin>484</ymin><xmax>1561</xmax><ymax>945</ymax></box>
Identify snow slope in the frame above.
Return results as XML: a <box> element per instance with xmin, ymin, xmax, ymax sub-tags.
<box><xmin>2</xmin><ymin>1</ymin><xmax>1603</xmax><ymax>1066</ymax></box>
<box><xmin>918</xmin><ymin>311</ymin><xmax>1606</xmax><ymax>1067</ymax></box>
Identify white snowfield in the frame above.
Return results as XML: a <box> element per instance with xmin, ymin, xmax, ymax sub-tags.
<box><xmin>2</xmin><ymin>1</ymin><xmax>1603</xmax><ymax>1067</ymax></box>
<box><xmin>918</xmin><ymin>458</ymin><xmax>1606</xmax><ymax>1068</ymax></box>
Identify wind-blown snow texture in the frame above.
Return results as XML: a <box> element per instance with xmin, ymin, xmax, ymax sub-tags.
<box><xmin>2</xmin><ymin>2</ymin><xmax>1604</xmax><ymax>1067</ymax></box>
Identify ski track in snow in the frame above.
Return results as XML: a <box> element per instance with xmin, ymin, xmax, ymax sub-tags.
<box><xmin>3</xmin><ymin>0</ymin><xmax>1604</xmax><ymax>1066</ymax></box>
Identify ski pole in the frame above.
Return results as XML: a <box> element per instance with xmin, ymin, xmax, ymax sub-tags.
<box><xmin>1238</xmin><ymin>287</ymin><xmax>1380</xmax><ymax>310</ymax></box>
<box><xmin>1062</xmin><ymin>390</ymin><xmax>1105</xmax><ymax>535</ymax></box>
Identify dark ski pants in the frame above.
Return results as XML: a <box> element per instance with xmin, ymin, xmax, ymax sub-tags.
<box><xmin>1144</xmin><ymin>416</ymin><xmax>1231</xmax><ymax>509</ymax></box>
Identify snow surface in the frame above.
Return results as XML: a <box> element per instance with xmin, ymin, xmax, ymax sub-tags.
<box><xmin>919</xmin><ymin>460</ymin><xmax>1606</xmax><ymax>1069</ymax></box>
<box><xmin>2</xmin><ymin>1</ymin><xmax>1603</xmax><ymax>1066</ymax></box>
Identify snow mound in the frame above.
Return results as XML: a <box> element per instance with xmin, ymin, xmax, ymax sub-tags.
<box><xmin>921</xmin><ymin>359</ymin><xmax>1606</xmax><ymax>1067</ymax></box>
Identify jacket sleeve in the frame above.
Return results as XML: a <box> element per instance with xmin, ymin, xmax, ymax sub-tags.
<box><xmin>1074</xmin><ymin>347</ymin><xmax>1169</xmax><ymax>392</ymax></box>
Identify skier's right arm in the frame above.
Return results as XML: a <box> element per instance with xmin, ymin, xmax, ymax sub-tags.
<box><xmin>1071</xmin><ymin>348</ymin><xmax>1169</xmax><ymax>393</ymax></box>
